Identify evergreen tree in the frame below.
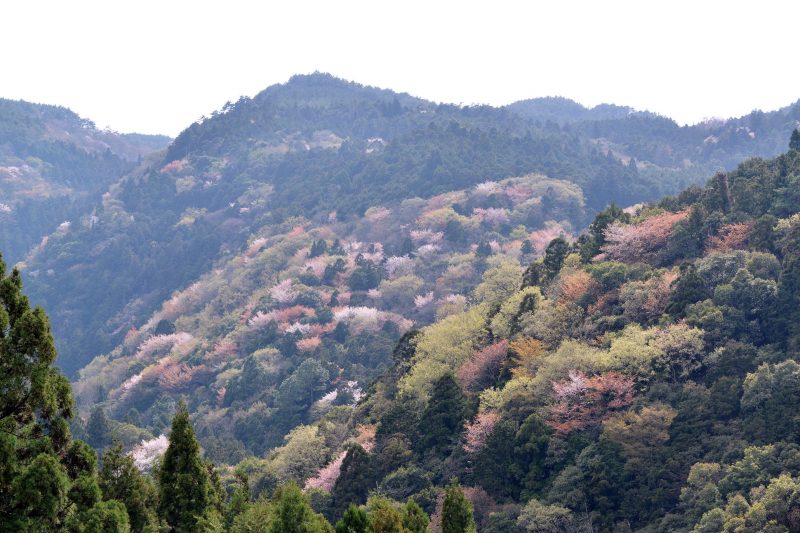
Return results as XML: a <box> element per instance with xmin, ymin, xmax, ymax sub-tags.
<box><xmin>402</xmin><ymin>498</ymin><xmax>429</xmax><ymax>533</ymax></box>
<box><xmin>158</xmin><ymin>401</ymin><xmax>212</xmax><ymax>532</ymax></box>
<box><xmin>100</xmin><ymin>442</ymin><xmax>159</xmax><ymax>532</ymax></box>
<box><xmin>368</xmin><ymin>496</ymin><xmax>405</xmax><ymax>533</ymax></box>
<box><xmin>86</xmin><ymin>406</ymin><xmax>113</xmax><ymax>450</ymax></box>
<box><xmin>416</xmin><ymin>374</ymin><xmax>466</xmax><ymax>458</ymax></box>
<box><xmin>331</xmin><ymin>444</ymin><xmax>373</xmax><ymax>518</ymax></box>
<box><xmin>0</xmin><ymin>252</ymin><xmax>111</xmax><ymax>529</ymax></box>
<box><xmin>542</xmin><ymin>236</ymin><xmax>570</xmax><ymax>280</ymax></box>
<box><xmin>441</xmin><ymin>480</ymin><xmax>476</xmax><ymax>533</ymax></box>
<box><xmin>666</xmin><ymin>263</ymin><xmax>710</xmax><ymax>317</ymax></box>
<box><xmin>268</xmin><ymin>482</ymin><xmax>332</xmax><ymax>533</ymax></box>
<box><xmin>790</xmin><ymin>129</ymin><xmax>800</xmax><ymax>151</ymax></box>
<box><xmin>224</xmin><ymin>473</ymin><xmax>251</xmax><ymax>530</ymax></box>
<box><xmin>335</xmin><ymin>503</ymin><xmax>370</xmax><ymax>533</ymax></box>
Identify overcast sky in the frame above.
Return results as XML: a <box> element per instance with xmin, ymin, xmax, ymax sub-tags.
<box><xmin>2</xmin><ymin>0</ymin><xmax>798</xmax><ymax>137</ymax></box>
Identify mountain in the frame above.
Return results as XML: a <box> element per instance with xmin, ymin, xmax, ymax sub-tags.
<box><xmin>5</xmin><ymin>73</ymin><xmax>800</xmax><ymax>531</ymax></box>
<box><xmin>23</xmin><ymin>73</ymin><xmax>650</xmax><ymax>377</ymax></box>
<box><xmin>510</xmin><ymin>96</ymin><xmax>800</xmax><ymax>175</ymax></box>
<box><xmin>291</xmin><ymin>141</ymin><xmax>800</xmax><ymax>530</ymax></box>
<box><xmin>0</xmin><ymin>98</ymin><xmax>170</xmax><ymax>263</ymax></box>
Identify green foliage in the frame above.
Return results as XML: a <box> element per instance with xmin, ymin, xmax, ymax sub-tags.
<box><xmin>335</xmin><ymin>503</ymin><xmax>369</xmax><ymax>533</ymax></box>
<box><xmin>86</xmin><ymin>407</ymin><xmax>113</xmax><ymax>450</ymax></box>
<box><xmin>158</xmin><ymin>402</ymin><xmax>213</xmax><ymax>532</ymax></box>
<box><xmin>415</xmin><ymin>374</ymin><xmax>467</xmax><ymax>458</ymax></box>
<box><xmin>331</xmin><ymin>444</ymin><xmax>373</xmax><ymax>518</ymax></box>
<box><xmin>442</xmin><ymin>480</ymin><xmax>476</xmax><ymax>533</ymax></box>
<box><xmin>401</xmin><ymin>498</ymin><xmax>429</xmax><ymax>533</ymax></box>
<box><xmin>99</xmin><ymin>442</ymin><xmax>159</xmax><ymax>532</ymax></box>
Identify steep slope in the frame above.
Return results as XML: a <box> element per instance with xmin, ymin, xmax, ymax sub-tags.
<box><xmin>0</xmin><ymin>98</ymin><xmax>170</xmax><ymax>263</ymax></box>
<box><xmin>311</xmin><ymin>138</ymin><xmax>800</xmax><ymax>530</ymax></box>
<box><xmin>72</xmin><ymin>172</ymin><xmax>586</xmax><ymax>458</ymax></box>
<box><xmin>24</xmin><ymin>74</ymin><xmax>645</xmax><ymax>376</ymax></box>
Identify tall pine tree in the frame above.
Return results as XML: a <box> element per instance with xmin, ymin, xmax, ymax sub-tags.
<box><xmin>158</xmin><ymin>401</ymin><xmax>212</xmax><ymax>532</ymax></box>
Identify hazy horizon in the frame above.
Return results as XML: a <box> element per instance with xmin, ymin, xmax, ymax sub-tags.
<box><xmin>3</xmin><ymin>0</ymin><xmax>799</xmax><ymax>136</ymax></box>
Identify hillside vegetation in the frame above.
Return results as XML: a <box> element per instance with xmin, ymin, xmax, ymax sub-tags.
<box><xmin>0</xmin><ymin>98</ymin><xmax>170</xmax><ymax>263</ymax></box>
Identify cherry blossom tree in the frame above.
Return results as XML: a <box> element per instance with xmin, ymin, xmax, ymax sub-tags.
<box><xmin>600</xmin><ymin>211</ymin><xmax>688</xmax><ymax>263</ymax></box>
<box><xmin>547</xmin><ymin>370</ymin><xmax>635</xmax><ymax>435</ymax></box>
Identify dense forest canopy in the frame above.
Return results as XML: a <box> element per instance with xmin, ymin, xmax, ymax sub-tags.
<box><xmin>6</xmin><ymin>73</ymin><xmax>800</xmax><ymax>531</ymax></box>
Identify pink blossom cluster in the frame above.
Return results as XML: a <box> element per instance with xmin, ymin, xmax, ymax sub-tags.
<box><xmin>304</xmin><ymin>451</ymin><xmax>346</xmax><ymax>492</ymax></box>
<box><xmin>600</xmin><ymin>211</ymin><xmax>688</xmax><ymax>263</ymax></box>
<box><xmin>473</xmin><ymin>181</ymin><xmax>501</xmax><ymax>196</ymax></box>
<box><xmin>472</xmin><ymin>208</ymin><xmax>510</xmax><ymax>225</ymax></box>
<box><xmin>410</xmin><ymin>229</ymin><xmax>444</xmax><ymax>244</ymax></box>
<box><xmin>270</xmin><ymin>279</ymin><xmax>297</xmax><ymax>304</ymax></box>
<box><xmin>130</xmin><ymin>435</ymin><xmax>169</xmax><ymax>472</ymax></box>
<box><xmin>463</xmin><ymin>412</ymin><xmax>501</xmax><ymax>453</ymax></box>
<box><xmin>414</xmin><ymin>291</ymin><xmax>435</xmax><ymax>308</ymax></box>
<box><xmin>135</xmin><ymin>333</ymin><xmax>193</xmax><ymax>360</ymax></box>
<box><xmin>384</xmin><ymin>256</ymin><xmax>415</xmax><ymax>278</ymax></box>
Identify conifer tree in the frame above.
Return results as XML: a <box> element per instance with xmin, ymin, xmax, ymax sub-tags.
<box><xmin>100</xmin><ymin>442</ymin><xmax>159</xmax><ymax>532</ymax></box>
<box><xmin>416</xmin><ymin>374</ymin><xmax>466</xmax><ymax>457</ymax></box>
<box><xmin>268</xmin><ymin>482</ymin><xmax>333</xmax><ymax>533</ymax></box>
<box><xmin>666</xmin><ymin>263</ymin><xmax>710</xmax><ymax>317</ymax></box>
<box><xmin>331</xmin><ymin>444</ymin><xmax>373</xmax><ymax>518</ymax></box>
<box><xmin>441</xmin><ymin>480</ymin><xmax>476</xmax><ymax>533</ymax></box>
<box><xmin>158</xmin><ymin>401</ymin><xmax>212</xmax><ymax>532</ymax></box>
<box><xmin>402</xmin><ymin>498</ymin><xmax>429</xmax><ymax>533</ymax></box>
<box><xmin>0</xmin><ymin>252</ymin><xmax>113</xmax><ymax>530</ymax></box>
<box><xmin>790</xmin><ymin>129</ymin><xmax>800</xmax><ymax>151</ymax></box>
<box><xmin>335</xmin><ymin>503</ymin><xmax>370</xmax><ymax>533</ymax></box>
<box><xmin>86</xmin><ymin>406</ymin><xmax>113</xmax><ymax>450</ymax></box>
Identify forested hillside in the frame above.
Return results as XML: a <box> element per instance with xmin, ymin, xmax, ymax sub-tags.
<box><xmin>22</xmin><ymin>74</ymin><xmax>798</xmax><ymax>380</ymax></box>
<box><xmin>22</xmin><ymin>73</ymin><xmax>642</xmax><ymax>376</ymax></box>
<box><xmin>0</xmin><ymin>99</ymin><xmax>170</xmax><ymax>264</ymax></box>
<box><xmin>510</xmin><ymin>96</ymin><xmax>800</xmax><ymax>181</ymax></box>
<box><xmin>12</xmin><ymin>132</ymin><xmax>800</xmax><ymax>532</ymax></box>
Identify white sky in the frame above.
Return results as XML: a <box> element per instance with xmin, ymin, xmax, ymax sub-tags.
<box><xmin>2</xmin><ymin>0</ymin><xmax>798</xmax><ymax>137</ymax></box>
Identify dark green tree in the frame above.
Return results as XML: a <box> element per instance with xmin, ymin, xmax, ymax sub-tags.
<box><xmin>224</xmin><ymin>473</ymin><xmax>251</xmax><ymax>530</ymax></box>
<box><xmin>268</xmin><ymin>481</ymin><xmax>332</xmax><ymax>533</ymax></box>
<box><xmin>100</xmin><ymin>442</ymin><xmax>159</xmax><ymax>532</ymax></box>
<box><xmin>86</xmin><ymin>406</ymin><xmax>113</xmax><ymax>450</ymax></box>
<box><xmin>331</xmin><ymin>444</ymin><xmax>373</xmax><ymax>518</ymax></box>
<box><xmin>416</xmin><ymin>374</ymin><xmax>467</xmax><ymax>458</ymax></box>
<box><xmin>0</xmin><ymin>253</ymin><xmax>111</xmax><ymax>530</ymax></box>
<box><xmin>666</xmin><ymin>263</ymin><xmax>710</xmax><ymax>317</ymax></box>
<box><xmin>542</xmin><ymin>236</ymin><xmax>569</xmax><ymax>280</ymax></box>
<box><xmin>158</xmin><ymin>401</ymin><xmax>212</xmax><ymax>532</ymax></box>
<box><xmin>790</xmin><ymin>129</ymin><xmax>800</xmax><ymax>151</ymax></box>
<box><xmin>442</xmin><ymin>480</ymin><xmax>476</xmax><ymax>533</ymax></box>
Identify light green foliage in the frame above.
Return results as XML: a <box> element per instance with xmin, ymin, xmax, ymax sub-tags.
<box><xmin>401</xmin><ymin>306</ymin><xmax>487</xmax><ymax>398</ymax></box>
<box><xmin>378</xmin><ymin>276</ymin><xmax>424</xmax><ymax>309</ymax></box>
<box><xmin>489</xmin><ymin>287</ymin><xmax>541</xmax><ymax>339</ymax></box>
<box><xmin>518</xmin><ymin>299</ymin><xmax>583</xmax><ymax>349</ymax></box>
<box><xmin>335</xmin><ymin>503</ymin><xmax>369</xmax><ymax>533</ymax></box>
<box><xmin>231</xmin><ymin>482</ymin><xmax>332</xmax><ymax>533</ymax></box>
<box><xmin>269</xmin><ymin>425</ymin><xmax>329</xmax><ymax>484</ymax></box>
<box><xmin>607</xmin><ymin>323</ymin><xmax>705</xmax><ymax>382</ymax></box>
<box><xmin>367</xmin><ymin>496</ymin><xmax>406</xmax><ymax>533</ymax></box>
<box><xmin>401</xmin><ymin>498</ymin><xmax>429</xmax><ymax>533</ymax></box>
<box><xmin>516</xmin><ymin>499</ymin><xmax>576</xmax><ymax>533</ymax></box>
<box><xmin>473</xmin><ymin>261</ymin><xmax>524</xmax><ymax>308</ymax></box>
